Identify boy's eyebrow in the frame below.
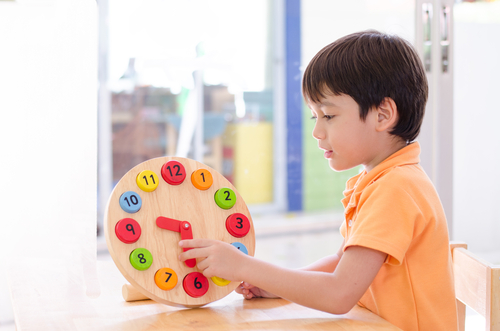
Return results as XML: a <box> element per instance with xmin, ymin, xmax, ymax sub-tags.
<box><xmin>319</xmin><ymin>100</ymin><xmax>337</xmax><ymax>107</ymax></box>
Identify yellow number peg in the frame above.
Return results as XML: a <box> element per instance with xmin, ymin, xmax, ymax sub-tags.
<box><xmin>136</xmin><ymin>170</ymin><xmax>159</xmax><ymax>192</ymax></box>
<box><xmin>211</xmin><ymin>276</ymin><xmax>231</xmax><ymax>287</ymax></box>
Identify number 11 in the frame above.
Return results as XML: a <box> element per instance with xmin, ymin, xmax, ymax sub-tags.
<box><xmin>143</xmin><ymin>175</ymin><xmax>156</xmax><ymax>185</ymax></box>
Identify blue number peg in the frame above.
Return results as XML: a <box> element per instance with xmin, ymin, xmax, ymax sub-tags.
<box><xmin>231</xmin><ymin>242</ymin><xmax>248</xmax><ymax>255</ymax></box>
<box><xmin>119</xmin><ymin>191</ymin><xmax>142</xmax><ymax>213</ymax></box>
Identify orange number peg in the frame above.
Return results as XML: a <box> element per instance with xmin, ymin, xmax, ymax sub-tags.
<box><xmin>191</xmin><ymin>169</ymin><xmax>213</xmax><ymax>190</ymax></box>
<box><xmin>154</xmin><ymin>268</ymin><xmax>178</xmax><ymax>291</ymax></box>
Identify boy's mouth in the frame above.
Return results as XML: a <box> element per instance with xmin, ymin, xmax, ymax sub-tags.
<box><xmin>324</xmin><ymin>150</ymin><xmax>333</xmax><ymax>158</ymax></box>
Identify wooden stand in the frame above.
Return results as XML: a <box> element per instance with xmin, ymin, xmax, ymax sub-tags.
<box><xmin>122</xmin><ymin>283</ymin><xmax>150</xmax><ymax>302</ymax></box>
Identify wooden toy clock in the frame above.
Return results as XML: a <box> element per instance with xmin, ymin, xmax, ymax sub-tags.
<box><xmin>104</xmin><ymin>156</ymin><xmax>255</xmax><ymax>308</ymax></box>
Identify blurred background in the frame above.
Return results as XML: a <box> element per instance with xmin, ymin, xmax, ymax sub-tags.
<box><xmin>1</xmin><ymin>0</ymin><xmax>499</xmax><ymax>329</ymax></box>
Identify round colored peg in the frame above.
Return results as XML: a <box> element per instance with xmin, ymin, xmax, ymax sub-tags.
<box><xmin>226</xmin><ymin>213</ymin><xmax>250</xmax><ymax>238</ymax></box>
<box><xmin>211</xmin><ymin>276</ymin><xmax>231</xmax><ymax>287</ymax></box>
<box><xmin>214</xmin><ymin>188</ymin><xmax>236</xmax><ymax>209</ymax></box>
<box><xmin>119</xmin><ymin>191</ymin><xmax>142</xmax><ymax>213</ymax></box>
<box><xmin>129</xmin><ymin>248</ymin><xmax>153</xmax><ymax>271</ymax></box>
<box><xmin>231</xmin><ymin>242</ymin><xmax>249</xmax><ymax>255</ymax></box>
<box><xmin>136</xmin><ymin>170</ymin><xmax>159</xmax><ymax>192</ymax></box>
<box><xmin>161</xmin><ymin>160</ymin><xmax>186</xmax><ymax>185</ymax></box>
<box><xmin>154</xmin><ymin>268</ymin><xmax>178</xmax><ymax>291</ymax></box>
<box><xmin>115</xmin><ymin>218</ymin><xmax>141</xmax><ymax>244</ymax></box>
<box><xmin>183</xmin><ymin>272</ymin><xmax>209</xmax><ymax>298</ymax></box>
<box><xmin>191</xmin><ymin>169</ymin><xmax>213</xmax><ymax>190</ymax></box>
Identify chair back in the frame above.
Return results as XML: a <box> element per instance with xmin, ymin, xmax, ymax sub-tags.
<box><xmin>451</xmin><ymin>242</ymin><xmax>500</xmax><ymax>331</ymax></box>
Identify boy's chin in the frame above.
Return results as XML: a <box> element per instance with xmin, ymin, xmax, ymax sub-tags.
<box><xmin>328</xmin><ymin>160</ymin><xmax>357</xmax><ymax>173</ymax></box>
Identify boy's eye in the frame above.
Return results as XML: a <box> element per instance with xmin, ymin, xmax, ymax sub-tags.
<box><xmin>310</xmin><ymin>116</ymin><xmax>317</xmax><ymax>121</ymax></box>
<box><xmin>323</xmin><ymin>115</ymin><xmax>335</xmax><ymax>120</ymax></box>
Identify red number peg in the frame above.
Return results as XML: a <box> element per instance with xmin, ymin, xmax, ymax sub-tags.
<box><xmin>226</xmin><ymin>213</ymin><xmax>250</xmax><ymax>238</ymax></box>
<box><xmin>183</xmin><ymin>272</ymin><xmax>209</xmax><ymax>298</ymax></box>
<box><xmin>161</xmin><ymin>160</ymin><xmax>186</xmax><ymax>185</ymax></box>
<box><xmin>115</xmin><ymin>218</ymin><xmax>141</xmax><ymax>243</ymax></box>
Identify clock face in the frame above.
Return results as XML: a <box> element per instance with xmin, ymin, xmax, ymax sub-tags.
<box><xmin>104</xmin><ymin>157</ymin><xmax>255</xmax><ymax>307</ymax></box>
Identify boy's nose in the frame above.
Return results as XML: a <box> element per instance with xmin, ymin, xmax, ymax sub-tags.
<box><xmin>312</xmin><ymin>122</ymin><xmax>324</xmax><ymax>140</ymax></box>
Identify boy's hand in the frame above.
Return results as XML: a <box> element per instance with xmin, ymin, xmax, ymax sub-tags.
<box><xmin>236</xmin><ymin>282</ymin><xmax>280</xmax><ymax>300</ymax></box>
<box><xmin>179</xmin><ymin>239</ymin><xmax>248</xmax><ymax>281</ymax></box>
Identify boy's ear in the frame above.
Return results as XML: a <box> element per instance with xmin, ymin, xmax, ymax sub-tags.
<box><xmin>375</xmin><ymin>97</ymin><xmax>398</xmax><ymax>132</ymax></box>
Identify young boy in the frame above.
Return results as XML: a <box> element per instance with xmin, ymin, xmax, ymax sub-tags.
<box><xmin>179</xmin><ymin>30</ymin><xmax>458</xmax><ymax>331</ymax></box>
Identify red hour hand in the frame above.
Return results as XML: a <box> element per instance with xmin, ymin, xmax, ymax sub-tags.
<box><xmin>156</xmin><ymin>217</ymin><xmax>196</xmax><ymax>268</ymax></box>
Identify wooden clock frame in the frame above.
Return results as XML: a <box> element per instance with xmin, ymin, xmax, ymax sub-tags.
<box><xmin>104</xmin><ymin>156</ymin><xmax>255</xmax><ymax>307</ymax></box>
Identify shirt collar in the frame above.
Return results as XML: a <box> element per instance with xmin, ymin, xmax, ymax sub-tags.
<box><xmin>341</xmin><ymin>141</ymin><xmax>421</xmax><ymax>213</ymax></box>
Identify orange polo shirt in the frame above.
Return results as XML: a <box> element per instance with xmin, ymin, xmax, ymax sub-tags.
<box><xmin>340</xmin><ymin>142</ymin><xmax>458</xmax><ymax>331</ymax></box>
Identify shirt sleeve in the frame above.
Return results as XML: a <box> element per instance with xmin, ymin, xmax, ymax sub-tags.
<box><xmin>344</xmin><ymin>175</ymin><xmax>421</xmax><ymax>266</ymax></box>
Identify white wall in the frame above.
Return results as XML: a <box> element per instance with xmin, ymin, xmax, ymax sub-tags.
<box><xmin>302</xmin><ymin>0</ymin><xmax>415</xmax><ymax>67</ymax></box>
<box><xmin>0</xmin><ymin>0</ymin><xmax>97</xmax><ymax>324</ymax></box>
<box><xmin>453</xmin><ymin>2</ymin><xmax>500</xmax><ymax>257</ymax></box>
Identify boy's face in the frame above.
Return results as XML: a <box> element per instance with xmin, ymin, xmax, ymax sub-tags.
<box><xmin>308</xmin><ymin>93</ymin><xmax>380</xmax><ymax>172</ymax></box>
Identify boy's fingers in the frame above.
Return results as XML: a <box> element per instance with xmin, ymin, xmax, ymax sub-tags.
<box><xmin>178</xmin><ymin>247</ymin><xmax>208</xmax><ymax>261</ymax></box>
<box><xmin>196</xmin><ymin>257</ymin><xmax>210</xmax><ymax>271</ymax></box>
<box><xmin>235</xmin><ymin>286</ymin><xmax>253</xmax><ymax>299</ymax></box>
<box><xmin>179</xmin><ymin>238</ymin><xmax>215</xmax><ymax>248</ymax></box>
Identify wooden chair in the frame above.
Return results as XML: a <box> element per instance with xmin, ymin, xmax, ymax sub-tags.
<box><xmin>450</xmin><ymin>242</ymin><xmax>500</xmax><ymax>331</ymax></box>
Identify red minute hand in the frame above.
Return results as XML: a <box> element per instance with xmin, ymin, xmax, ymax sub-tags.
<box><xmin>156</xmin><ymin>217</ymin><xmax>196</xmax><ymax>268</ymax></box>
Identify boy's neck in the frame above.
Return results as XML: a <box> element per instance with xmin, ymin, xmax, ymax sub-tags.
<box><xmin>364</xmin><ymin>138</ymin><xmax>408</xmax><ymax>173</ymax></box>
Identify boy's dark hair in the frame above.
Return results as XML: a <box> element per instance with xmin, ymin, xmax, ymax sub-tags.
<box><xmin>302</xmin><ymin>30</ymin><xmax>428</xmax><ymax>142</ymax></box>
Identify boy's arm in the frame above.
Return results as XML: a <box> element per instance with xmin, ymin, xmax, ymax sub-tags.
<box><xmin>239</xmin><ymin>245</ymin><xmax>386</xmax><ymax>314</ymax></box>
<box><xmin>299</xmin><ymin>239</ymin><xmax>345</xmax><ymax>273</ymax></box>
<box><xmin>179</xmin><ymin>239</ymin><xmax>386</xmax><ymax>315</ymax></box>
<box><xmin>237</xmin><ymin>239</ymin><xmax>345</xmax><ymax>299</ymax></box>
